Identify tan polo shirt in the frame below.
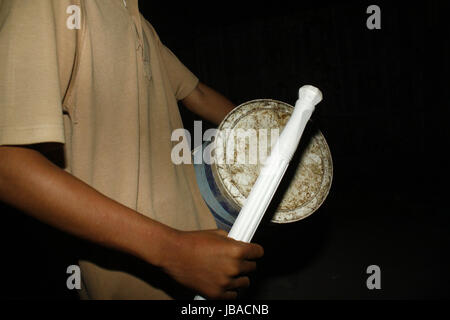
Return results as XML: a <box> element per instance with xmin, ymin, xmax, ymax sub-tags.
<box><xmin>0</xmin><ymin>0</ymin><xmax>217</xmax><ymax>299</ymax></box>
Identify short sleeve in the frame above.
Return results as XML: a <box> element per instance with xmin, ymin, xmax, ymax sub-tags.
<box><xmin>0</xmin><ymin>0</ymin><xmax>77</xmax><ymax>146</ymax></box>
<box><xmin>143</xmin><ymin>19</ymin><xmax>199</xmax><ymax>101</ymax></box>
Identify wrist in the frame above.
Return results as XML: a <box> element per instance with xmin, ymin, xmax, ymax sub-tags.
<box><xmin>137</xmin><ymin>219</ymin><xmax>182</xmax><ymax>269</ymax></box>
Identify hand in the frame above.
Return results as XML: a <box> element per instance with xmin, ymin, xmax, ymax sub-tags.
<box><xmin>160</xmin><ymin>229</ymin><xmax>264</xmax><ymax>299</ymax></box>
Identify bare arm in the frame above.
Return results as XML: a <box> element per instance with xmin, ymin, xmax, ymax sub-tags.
<box><xmin>182</xmin><ymin>82</ymin><xmax>235</xmax><ymax>125</ymax></box>
<box><xmin>0</xmin><ymin>144</ymin><xmax>175</xmax><ymax>266</ymax></box>
<box><xmin>0</xmin><ymin>145</ymin><xmax>263</xmax><ymax>299</ymax></box>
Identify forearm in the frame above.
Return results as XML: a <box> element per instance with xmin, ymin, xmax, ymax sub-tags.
<box><xmin>0</xmin><ymin>145</ymin><xmax>175</xmax><ymax>267</ymax></box>
<box><xmin>0</xmin><ymin>145</ymin><xmax>264</xmax><ymax>299</ymax></box>
<box><xmin>182</xmin><ymin>82</ymin><xmax>235</xmax><ymax>125</ymax></box>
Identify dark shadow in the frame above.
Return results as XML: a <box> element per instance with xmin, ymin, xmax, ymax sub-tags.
<box><xmin>76</xmin><ymin>241</ymin><xmax>197</xmax><ymax>300</ymax></box>
<box><xmin>0</xmin><ymin>203</ymin><xmax>80</xmax><ymax>300</ymax></box>
<box><xmin>26</xmin><ymin>142</ymin><xmax>66</xmax><ymax>169</ymax></box>
<box><xmin>239</xmin><ymin>122</ymin><xmax>333</xmax><ymax>299</ymax></box>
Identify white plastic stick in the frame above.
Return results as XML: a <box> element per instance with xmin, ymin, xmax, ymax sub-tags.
<box><xmin>195</xmin><ymin>85</ymin><xmax>323</xmax><ymax>300</ymax></box>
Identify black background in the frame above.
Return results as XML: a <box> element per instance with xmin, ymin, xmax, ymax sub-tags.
<box><xmin>1</xmin><ymin>0</ymin><xmax>448</xmax><ymax>300</ymax></box>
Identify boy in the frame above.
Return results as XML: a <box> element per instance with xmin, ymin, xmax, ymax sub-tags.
<box><xmin>0</xmin><ymin>0</ymin><xmax>263</xmax><ymax>299</ymax></box>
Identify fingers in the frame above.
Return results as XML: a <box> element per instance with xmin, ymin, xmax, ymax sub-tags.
<box><xmin>210</xmin><ymin>229</ymin><xmax>264</xmax><ymax>260</ymax></box>
<box><xmin>174</xmin><ymin>229</ymin><xmax>264</xmax><ymax>300</ymax></box>
<box><xmin>205</xmin><ymin>277</ymin><xmax>247</xmax><ymax>300</ymax></box>
<box><xmin>231</xmin><ymin>241</ymin><xmax>264</xmax><ymax>260</ymax></box>
<box><xmin>221</xmin><ymin>291</ymin><xmax>238</xmax><ymax>300</ymax></box>
<box><xmin>226</xmin><ymin>276</ymin><xmax>250</xmax><ymax>290</ymax></box>
<box><xmin>239</xmin><ymin>260</ymin><xmax>257</xmax><ymax>274</ymax></box>
<box><xmin>212</xmin><ymin>277</ymin><xmax>249</xmax><ymax>300</ymax></box>
<box><xmin>244</xmin><ymin>242</ymin><xmax>264</xmax><ymax>260</ymax></box>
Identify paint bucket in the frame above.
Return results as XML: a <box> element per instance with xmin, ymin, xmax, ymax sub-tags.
<box><xmin>193</xmin><ymin>99</ymin><xmax>333</xmax><ymax>231</ymax></box>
